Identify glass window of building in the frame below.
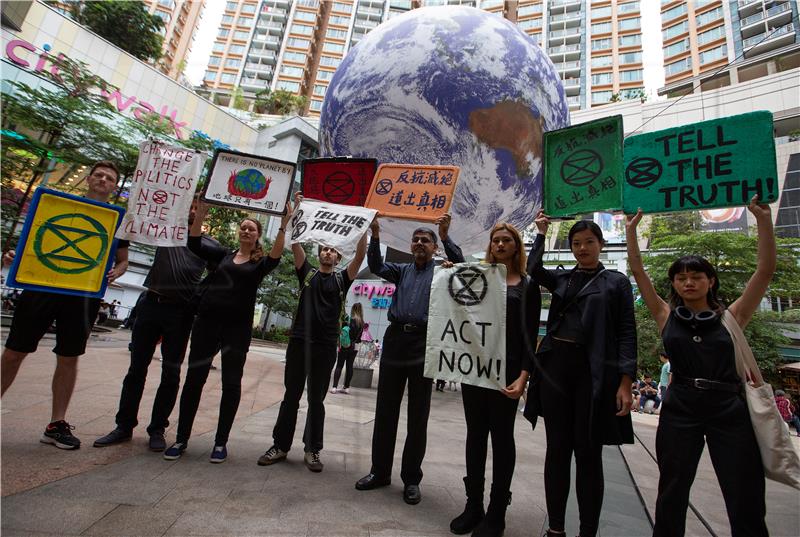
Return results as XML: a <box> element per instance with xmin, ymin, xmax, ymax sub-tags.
<box><xmin>221</xmin><ymin>15</ymin><xmax>234</xmax><ymax>24</ymax></box>
<box><xmin>620</xmin><ymin>87</ymin><xmax>644</xmax><ymax>99</ymax></box>
<box><xmin>697</xmin><ymin>25</ymin><xmax>725</xmax><ymax>46</ymax></box>
<box><xmin>330</xmin><ymin>15</ymin><xmax>349</xmax><ymax>26</ymax></box>
<box><xmin>518</xmin><ymin>4</ymin><xmax>542</xmax><ymax>16</ymax></box>
<box><xmin>481</xmin><ymin>0</ymin><xmax>503</xmax><ymax>7</ymax></box>
<box><xmin>313</xmin><ymin>84</ymin><xmax>327</xmax><ymax>96</ymax></box>
<box><xmin>592</xmin><ymin>90</ymin><xmax>612</xmax><ymax>104</ymax></box>
<box><xmin>229</xmin><ymin>44</ymin><xmax>245</xmax><ymax>54</ymax></box>
<box><xmin>592</xmin><ymin>38</ymin><xmax>612</xmax><ymax>50</ymax></box>
<box><xmin>518</xmin><ymin>19</ymin><xmax>541</xmax><ymax>29</ymax></box>
<box><xmin>316</xmin><ymin>69</ymin><xmax>334</xmax><ymax>80</ymax></box>
<box><xmin>620</xmin><ymin>68</ymin><xmax>643</xmax><ymax>82</ymax></box>
<box><xmin>663</xmin><ymin>38</ymin><xmax>689</xmax><ymax>57</ymax></box>
<box><xmin>618</xmin><ymin>1</ymin><xmax>639</xmax><ymax>14</ymax></box>
<box><xmin>225</xmin><ymin>1</ymin><xmax>238</xmax><ymax>11</ymax></box>
<box><xmin>226</xmin><ymin>58</ymin><xmax>241</xmax><ymax>68</ymax></box>
<box><xmin>208</xmin><ymin>56</ymin><xmax>221</xmax><ymax>66</ymax></box>
<box><xmin>619</xmin><ymin>34</ymin><xmax>642</xmax><ymax>47</ymax></box>
<box><xmin>220</xmin><ymin>73</ymin><xmax>236</xmax><ymax>84</ymax></box>
<box><xmin>284</xmin><ymin>51</ymin><xmax>307</xmax><ymax>63</ymax></box>
<box><xmin>591</xmin><ymin>22</ymin><xmax>612</xmax><ymax>34</ymax></box>
<box><xmin>333</xmin><ymin>2</ymin><xmax>352</xmax><ymax>13</ymax></box>
<box><xmin>218</xmin><ymin>28</ymin><xmax>230</xmax><ymax>38</ymax></box>
<box><xmin>291</xmin><ymin>24</ymin><xmax>313</xmax><ymax>35</ymax></box>
<box><xmin>695</xmin><ymin>6</ymin><xmax>722</xmax><ymax>27</ymax></box>
<box><xmin>663</xmin><ymin>21</ymin><xmax>688</xmax><ymax>40</ymax></box>
<box><xmin>281</xmin><ymin>65</ymin><xmax>304</xmax><ymax>77</ymax></box>
<box><xmin>310</xmin><ymin>99</ymin><xmax>323</xmax><ymax>111</ymax></box>
<box><xmin>204</xmin><ymin>70</ymin><xmax>217</xmax><ymax>81</ymax></box>
<box><xmin>591</xmin><ymin>55</ymin><xmax>612</xmax><ymax>68</ymax></box>
<box><xmin>238</xmin><ymin>16</ymin><xmax>253</xmax><ymax>26</ymax></box>
<box><xmin>319</xmin><ymin>55</ymin><xmax>341</xmax><ymax>67</ymax></box>
<box><xmin>620</xmin><ymin>51</ymin><xmax>643</xmax><ymax>64</ymax></box>
<box><xmin>665</xmin><ymin>56</ymin><xmax>692</xmax><ymax>75</ymax></box>
<box><xmin>159</xmin><ymin>0</ymin><xmax>175</xmax><ymax>8</ymax></box>
<box><xmin>234</xmin><ymin>30</ymin><xmax>249</xmax><ymax>40</ymax></box>
<box><xmin>699</xmin><ymin>45</ymin><xmax>727</xmax><ymax>64</ymax></box>
<box><xmin>277</xmin><ymin>80</ymin><xmax>301</xmax><ymax>92</ymax></box>
<box><xmin>618</xmin><ymin>17</ymin><xmax>640</xmax><ymax>31</ymax></box>
<box><xmin>241</xmin><ymin>3</ymin><xmax>256</xmax><ymax>13</ymax></box>
<box><xmin>154</xmin><ymin>10</ymin><xmax>170</xmax><ymax>23</ymax></box>
<box><xmin>212</xmin><ymin>42</ymin><xmax>225</xmax><ymax>52</ymax></box>
<box><xmin>294</xmin><ymin>10</ymin><xmax>316</xmax><ymax>21</ymax></box>
<box><xmin>662</xmin><ymin>3</ymin><xmax>687</xmax><ymax>22</ymax></box>
<box><xmin>592</xmin><ymin>6</ymin><xmax>612</xmax><ymax>19</ymax></box>
<box><xmin>323</xmin><ymin>42</ymin><xmax>345</xmax><ymax>53</ymax></box>
<box><xmin>327</xmin><ymin>28</ymin><xmax>347</xmax><ymax>39</ymax></box>
<box><xmin>592</xmin><ymin>72</ymin><xmax>612</xmax><ymax>85</ymax></box>
<box><xmin>287</xmin><ymin>38</ymin><xmax>310</xmax><ymax>49</ymax></box>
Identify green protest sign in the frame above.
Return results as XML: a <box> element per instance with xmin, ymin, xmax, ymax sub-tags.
<box><xmin>622</xmin><ymin>111</ymin><xmax>777</xmax><ymax>214</ymax></box>
<box><xmin>543</xmin><ymin>116</ymin><xmax>624</xmax><ymax>218</ymax></box>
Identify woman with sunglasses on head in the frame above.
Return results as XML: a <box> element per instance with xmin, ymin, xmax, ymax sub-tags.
<box><xmin>448</xmin><ymin>223</ymin><xmax>541</xmax><ymax>537</ymax></box>
<box><xmin>528</xmin><ymin>211</ymin><xmax>636</xmax><ymax>537</ymax></box>
<box><xmin>626</xmin><ymin>197</ymin><xmax>774</xmax><ymax>537</ymax></box>
<box><xmin>162</xmin><ymin>200</ymin><xmax>292</xmax><ymax>464</ymax></box>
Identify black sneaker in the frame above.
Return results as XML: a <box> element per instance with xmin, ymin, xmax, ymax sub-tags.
<box><xmin>148</xmin><ymin>432</ymin><xmax>166</xmax><ymax>452</ymax></box>
<box><xmin>93</xmin><ymin>427</ymin><xmax>132</xmax><ymax>447</ymax></box>
<box><xmin>41</xmin><ymin>420</ymin><xmax>81</xmax><ymax>450</ymax></box>
<box><xmin>163</xmin><ymin>442</ymin><xmax>187</xmax><ymax>460</ymax></box>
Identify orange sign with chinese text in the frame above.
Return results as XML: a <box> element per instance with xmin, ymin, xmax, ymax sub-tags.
<box><xmin>365</xmin><ymin>164</ymin><xmax>460</xmax><ymax>222</ymax></box>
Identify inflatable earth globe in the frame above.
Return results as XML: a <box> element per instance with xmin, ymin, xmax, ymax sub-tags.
<box><xmin>319</xmin><ymin>6</ymin><xmax>569</xmax><ymax>254</ymax></box>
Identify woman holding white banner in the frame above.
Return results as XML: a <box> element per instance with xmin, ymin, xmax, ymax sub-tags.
<box><xmin>526</xmin><ymin>213</ymin><xmax>636</xmax><ymax>537</ymax></box>
<box><xmin>449</xmin><ymin>223</ymin><xmax>541</xmax><ymax>537</ymax></box>
<box><xmin>162</xmin><ymin>201</ymin><xmax>291</xmax><ymax>464</ymax></box>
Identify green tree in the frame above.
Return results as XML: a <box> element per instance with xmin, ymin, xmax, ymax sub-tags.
<box><xmin>231</xmin><ymin>86</ymin><xmax>249</xmax><ymax>111</ymax></box>
<box><xmin>257</xmin><ymin>242</ymin><xmax>318</xmax><ymax>327</ymax></box>
<box><xmin>69</xmin><ymin>1</ymin><xmax>165</xmax><ymax>62</ymax></box>
<box><xmin>254</xmin><ymin>89</ymin><xmax>308</xmax><ymax>115</ymax></box>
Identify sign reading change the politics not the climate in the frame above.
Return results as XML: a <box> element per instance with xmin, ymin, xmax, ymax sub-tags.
<box><xmin>287</xmin><ymin>199</ymin><xmax>377</xmax><ymax>258</ymax></box>
<box><xmin>7</xmin><ymin>188</ymin><xmax>125</xmax><ymax>298</ymax></box>
<box><xmin>116</xmin><ymin>141</ymin><xmax>203</xmax><ymax>246</ymax></box>
<box><xmin>622</xmin><ymin>111</ymin><xmax>778</xmax><ymax>214</ymax></box>
<box><xmin>424</xmin><ymin>263</ymin><xmax>507</xmax><ymax>391</ymax></box>
<box><xmin>543</xmin><ymin>115</ymin><xmax>623</xmax><ymax>218</ymax></box>
<box><xmin>203</xmin><ymin>149</ymin><xmax>295</xmax><ymax>215</ymax></box>
<box><xmin>365</xmin><ymin>164</ymin><xmax>459</xmax><ymax>222</ymax></box>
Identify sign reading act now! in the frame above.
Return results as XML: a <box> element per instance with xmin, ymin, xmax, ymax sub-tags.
<box><xmin>622</xmin><ymin>111</ymin><xmax>778</xmax><ymax>214</ymax></box>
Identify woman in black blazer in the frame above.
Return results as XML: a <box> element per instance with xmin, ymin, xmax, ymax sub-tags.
<box><xmin>525</xmin><ymin>211</ymin><xmax>636</xmax><ymax>537</ymax></box>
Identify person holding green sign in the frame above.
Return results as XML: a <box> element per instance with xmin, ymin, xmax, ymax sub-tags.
<box><xmin>525</xmin><ymin>212</ymin><xmax>636</xmax><ymax>537</ymax></box>
<box><xmin>625</xmin><ymin>197</ymin><xmax>774</xmax><ymax>537</ymax></box>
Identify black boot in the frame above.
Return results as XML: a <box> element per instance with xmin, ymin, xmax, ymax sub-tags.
<box><xmin>471</xmin><ymin>485</ymin><xmax>510</xmax><ymax>537</ymax></box>
<box><xmin>450</xmin><ymin>476</ymin><xmax>485</xmax><ymax>535</ymax></box>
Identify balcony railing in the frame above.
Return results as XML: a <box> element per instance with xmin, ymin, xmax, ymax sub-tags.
<box><xmin>556</xmin><ymin>60</ymin><xmax>581</xmax><ymax>70</ymax></box>
<box><xmin>743</xmin><ymin>22</ymin><xmax>795</xmax><ymax>48</ymax></box>
<box><xmin>549</xmin><ymin>27</ymin><xmax>582</xmax><ymax>39</ymax></box>
<box><xmin>741</xmin><ymin>1</ymin><xmax>792</xmax><ymax>27</ymax></box>
<box><xmin>549</xmin><ymin>44</ymin><xmax>581</xmax><ymax>54</ymax></box>
<box><xmin>550</xmin><ymin>12</ymin><xmax>582</xmax><ymax>24</ymax></box>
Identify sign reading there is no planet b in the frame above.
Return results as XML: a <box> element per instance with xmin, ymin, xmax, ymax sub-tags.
<box><xmin>543</xmin><ymin>115</ymin><xmax>623</xmax><ymax>217</ymax></box>
<box><xmin>622</xmin><ymin>111</ymin><xmax>778</xmax><ymax>214</ymax></box>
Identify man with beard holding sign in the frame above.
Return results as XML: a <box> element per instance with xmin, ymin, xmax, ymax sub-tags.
<box><xmin>355</xmin><ymin>213</ymin><xmax>462</xmax><ymax>505</ymax></box>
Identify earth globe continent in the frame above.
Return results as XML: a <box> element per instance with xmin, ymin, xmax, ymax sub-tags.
<box><xmin>319</xmin><ymin>6</ymin><xmax>569</xmax><ymax>254</ymax></box>
<box><xmin>230</xmin><ymin>168</ymin><xmax>268</xmax><ymax>199</ymax></box>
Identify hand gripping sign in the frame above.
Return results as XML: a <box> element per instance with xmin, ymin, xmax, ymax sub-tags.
<box><xmin>287</xmin><ymin>199</ymin><xmax>377</xmax><ymax>259</ymax></box>
<box><xmin>116</xmin><ymin>141</ymin><xmax>203</xmax><ymax>246</ymax></box>
<box><xmin>365</xmin><ymin>164</ymin><xmax>459</xmax><ymax>222</ymax></box>
<box><xmin>424</xmin><ymin>263</ymin><xmax>507</xmax><ymax>391</ymax></box>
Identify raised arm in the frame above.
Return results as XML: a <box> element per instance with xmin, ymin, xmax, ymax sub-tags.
<box><xmin>347</xmin><ymin>232</ymin><xmax>368</xmax><ymax>280</ymax></box>
<box><xmin>268</xmin><ymin>198</ymin><xmax>294</xmax><ymax>260</ymax></box>
<box><xmin>729</xmin><ymin>197</ymin><xmax>776</xmax><ymax>329</ymax></box>
<box><xmin>287</xmin><ymin>192</ymin><xmax>306</xmax><ymax>268</ymax></box>
<box><xmin>625</xmin><ymin>209</ymin><xmax>669</xmax><ymax>331</ymax></box>
<box><xmin>187</xmin><ymin>201</ymin><xmax>228</xmax><ymax>264</ymax></box>
<box><xmin>435</xmin><ymin>212</ymin><xmax>465</xmax><ymax>263</ymax></box>
<box><xmin>367</xmin><ymin>217</ymin><xmax>402</xmax><ymax>283</ymax></box>
<box><xmin>527</xmin><ymin>211</ymin><xmax>557</xmax><ymax>291</ymax></box>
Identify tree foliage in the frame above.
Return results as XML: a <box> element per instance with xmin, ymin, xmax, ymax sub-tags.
<box><xmin>69</xmin><ymin>1</ymin><xmax>165</xmax><ymax>62</ymax></box>
<box><xmin>257</xmin><ymin>242</ymin><xmax>318</xmax><ymax>324</ymax></box>
<box><xmin>254</xmin><ymin>89</ymin><xmax>308</xmax><ymax>115</ymax></box>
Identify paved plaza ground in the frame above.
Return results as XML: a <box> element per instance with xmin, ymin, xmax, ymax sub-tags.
<box><xmin>1</xmin><ymin>327</ymin><xmax>798</xmax><ymax>536</ymax></box>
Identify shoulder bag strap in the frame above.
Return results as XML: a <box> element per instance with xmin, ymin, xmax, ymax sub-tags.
<box><xmin>721</xmin><ymin>310</ymin><xmax>764</xmax><ymax>386</ymax></box>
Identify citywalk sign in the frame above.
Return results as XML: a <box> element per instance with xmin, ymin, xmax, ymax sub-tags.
<box><xmin>4</xmin><ymin>38</ymin><xmax>190</xmax><ymax>139</ymax></box>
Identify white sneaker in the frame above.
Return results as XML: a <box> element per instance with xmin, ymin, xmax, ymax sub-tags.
<box><xmin>330</xmin><ymin>387</ymin><xmax>337</xmax><ymax>394</ymax></box>
<box><xmin>340</xmin><ymin>388</ymin><xmax>350</xmax><ymax>394</ymax></box>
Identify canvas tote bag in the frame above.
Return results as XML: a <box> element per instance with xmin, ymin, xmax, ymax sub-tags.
<box><xmin>721</xmin><ymin>310</ymin><xmax>800</xmax><ymax>489</ymax></box>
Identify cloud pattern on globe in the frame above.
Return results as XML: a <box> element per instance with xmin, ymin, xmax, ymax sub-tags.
<box><xmin>319</xmin><ymin>6</ymin><xmax>569</xmax><ymax>253</ymax></box>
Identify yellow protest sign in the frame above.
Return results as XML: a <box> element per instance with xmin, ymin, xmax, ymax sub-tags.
<box><xmin>8</xmin><ymin>188</ymin><xmax>124</xmax><ymax>297</ymax></box>
<box><xmin>364</xmin><ymin>164</ymin><xmax>460</xmax><ymax>222</ymax></box>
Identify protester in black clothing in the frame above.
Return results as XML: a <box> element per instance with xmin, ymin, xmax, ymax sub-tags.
<box><xmin>626</xmin><ymin>199</ymin><xmax>774</xmax><ymax>537</ymax></box>
<box><xmin>95</xmin><ymin>201</ymin><xmax>221</xmax><ymax>451</ymax></box>
<box><xmin>259</xmin><ymin>193</ymin><xmax>367</xmax><ymax>472</ymax></box>
<box><xmin>526</xmin><ymin>212</ymin><xmax>636</xmax><ymax>537</ymax></box>
<box><xmin>331</xmin><ymin>302</ymin><xmax>365</xmax><ymax>394</ymax></box>
<box><xmin>163</xmin><ymin>201</ymin><xmax>289</xmax><ymax>463</ymax></box>
<box><xmin>355</xmin><ymin>213</ymin><xmax>462</xmax><ymax>506</ymax></box>
<box><xmin>448</xmin><ymin>222</ymin><xmax>541</xmax><ymax>537</ymax></box>
<box><xmin>1</xmin><ymin>161</ymin><xmax>129</xmax><ymax>450</ymax></box>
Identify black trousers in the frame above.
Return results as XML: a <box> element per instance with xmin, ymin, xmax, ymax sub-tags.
<box><xmin>653</xmin><ymin>386</ymin><xmax>768</xmax><ymax>537</ymax></box>
<box><xmin>272</xmin><ymin>338</ymin><xmax>337</xmax><ymax>453</ymax></box>
<box><xmin>461</xmin><ymin>383</ymin><xmax>518</xmax><ymax>493</ymax></box>
<box><xmin>539</xmin><ymin>341</ymin><xmax>604</xmax><ymax>537</ymax></box>
<box><xmin>370</xmin><ymin>325</ymin><xmax>432</xmax><ymax>486</ymax></box>
<box><xmin>332</xmin><ymin>347</ymin><xmax>356</xmax><ymax>389</ymax></box>
<box><xmin>176</xmin><ymin>313</ymin><xmax>251</xmax><ymax>446</ymax></box>
<box><xmin>115</xmin><ymin>297</ymin><xmax>194</xmax><ymax>434</ymax></box>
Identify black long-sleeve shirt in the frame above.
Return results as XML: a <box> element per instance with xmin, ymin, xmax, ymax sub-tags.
<box><xmin>367</xmin><ymin>236</ymin><xmax>462</xmax><ymax>325</ymax></box>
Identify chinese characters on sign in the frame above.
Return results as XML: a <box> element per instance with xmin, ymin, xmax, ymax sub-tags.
<box><xmin>364</xmin><ymin>164</ymin><xmax>460</xmax><ymax>222</ymax></box>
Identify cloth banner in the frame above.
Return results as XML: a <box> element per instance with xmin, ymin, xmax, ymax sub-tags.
<box><xmin>116</xmin><ymin>141</ymin><xmax>203</xmax><ymax>246</ymax></box>
<box><xmin>424</xmin><ymin>263</ymin><xmax>507</xmax><ymax>391</ymax></box>
<box><xmin>287</xmin><ymin>199</ymin><xmax>377</xmax><ymax>258</ymax></box>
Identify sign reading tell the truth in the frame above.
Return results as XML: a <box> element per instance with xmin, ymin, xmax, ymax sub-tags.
<box><xmin>287</xmin><ymin>199</ymin><xmax>377</xmax><ymax>258</ymax></box>
<box><xmin>365</xmin><ymin>164</ymin><xmax>459</xmax><ymax>222</ymax></box>
<box><xmin>424</xmin><ymin>263</ymin><xmax>507</xmax><ymax>391</ymax></box>
<box><xmin>543</xmin><ymin>116</ymin><xmax>623</xmax><ymax>217</ymax></box>
<box><xmin>203</xmin><ymin>149</ymin><xmax>295</xmax><ymax>215</ymax></box>
<box><xmin>301</xmin><ymin>157</ymin><xmax>378</xmax><ymax>207</ymax></box>
<box><xmin>7</xmin><ymin>188</ymin><xmax>124</xmax><ymax>298</ymax></box>
<box><xmin>623</xmin><ymin>111</ymin><xmax>778</xmax><ymax>214</ymax></box>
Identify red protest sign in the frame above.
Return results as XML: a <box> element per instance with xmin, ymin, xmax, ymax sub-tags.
<box><xmin>365</xmin><ymin>164</ymin><xmax>460</xmax><ymax>222</ymax></box>
<box><xmin>301</xmin><ymin>157</ymin><xmax>378</xmax><ymax>206</ymax></box>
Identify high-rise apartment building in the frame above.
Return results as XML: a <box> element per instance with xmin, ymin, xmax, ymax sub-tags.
<box><xmin>143</xmin><ymin>0</ymin><xmax>206</xmax><ymax>80</ymax></box>
<box><xmin>198</xmin><ymin>0</ymin><xmax>647</xmax><ymax>117</ymax></box>
<box><xmin>659</xmin><ymin>0</ymin><xmax>799</xmax><ymax>97</ymax></box>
